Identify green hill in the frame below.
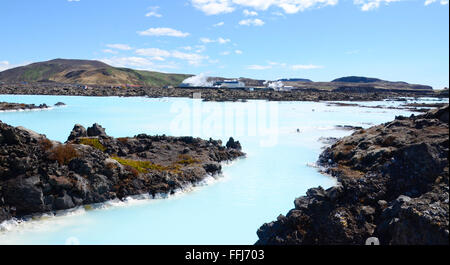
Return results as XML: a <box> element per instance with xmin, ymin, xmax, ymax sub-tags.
<box><xmin>0</xmin><ymin>59</ymin><xmax>192</xmax><ymax>87</ymax></box>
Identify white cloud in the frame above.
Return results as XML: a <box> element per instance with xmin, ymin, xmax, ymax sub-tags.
<box><xmin>135</xmin><ymin>48</ymin><xmax>172</xmax><ymax>61</ymax></box>
<box><xmin>200</xmin><ymin>37</ymin><xmax>215</xmax><ymax>43</ymax></box>
<box><xmin>172</xmin><ymin>51</ymin><xmax>209</xmax><ymax>65</ymax></box>
<box><xmin>67</xmin><ymin>0</ymin><xmax>80</xmax><ymax>2</ymax></box>
<box><xmin>195</xmin><ymin>45</ymin><xmax>207</xmax><ymax>53</ymax></box>
<box><xmin>237</xmin><ymin>0</ymin><xmax>338</xmax><ymax>13</ymax></box>
<box><xmin>291</xmin><ymin>64</ymin><xmax>323</xmax><ymax>70</ymax></box>
<box><xmin>239</xmin><ymin>18</ymin><xmax>265</xmax><ymax>26</ymax></box>
<box><xmin>146</xmin><ymin>11</ymin><xmax>162</xmax><ymax>17</ymax></box>
<box><xmin>145</xmin><ymin>6</ymin><xmax>162</xmax><ymax>17</ymax></box>
<box><xmin>135</xmin><ymin>48</ymin><xmax>171</xmax><ymax>57</ymax></box>
<box><xmin>200</xmin><ymin>37</ymin><xmax>231</xmax><ymax>44</ymax></box>
<box><xmin>243</xmin><ymin>9</ymin><xmax>258</xmax><ymax>16</ymax></box>
<box><xmin>151</xmin><ymin>57</ymin><xmax>166</xmax><ymax>61</ymax></box>
<box><xmin>0</xmin><ymin>61</ymin><xmax>12</xmax><ymax>71</ymax></box>
<box><xmin>354</xmin><ymin>0</ymin><xmax>400</xmax><ymax>11</ymax></box>
<box><xmin>102</xmin><ymin>49</ymin><xmax>118</xmax><ymax>54</ymax></box>
<box><xmin>425</xmin><ymin>0</ymin><xmax>449</xmax><ymax>4</ymax></box>
<box><xmin>193</xmin><ymin>0</ymin><xmax>425</xmax><ymax>14</ymax></box>
<box><xmin>134</xmin><ymin>48</ymin><xmax>209</xmax><ymax>65</ymax></box>
<box><xmin>0</xmin><ymin>61</ymin><xmax>29</xmax><ymax>71</ymax></box>
<box><xmin>247</xmin><ymin>64</ymin><xmax>272</xmax><ymax>70</ymax></box>
<box><xmin>100</xmin><ymin>57</ymin><xmax>155</xmax><ymax>68</ymax></box>
<box><xmin>231</xmin><ymin>0</ymin><xmax>273</xmax><ymax>10</ymax></box>
<box><xmin>191</xmin><ymin>0</ymin><xmax>235</xmax><ymax>15</ymax></box>
<box><xmin>218</xmin><ymin>37</ymin><xmax>231</xmax><ymax>44</ymax></box>
<box><xmin>272</xmin><ymin>11</ymin><xmax>286</xmax><ymax>17</ymax></box>
<box><xmin>106</xmin><ymin>44</ymin><xmax>132</xmax><ymax>50</ymax></box>
<box><xmin>219</xmin><ymin>50</ymin><xmax>242</xmax><ymax>55</ymax></box>
<box><xmin>192</xmin><ymin>0</ymin><xmax>338</xmax><ymax>15</ymax></box>
<box><xmin>269</xmin><ymin>61</ymin><xmax>287</xmax><ymax>67</ymax></box>
<box><xmin>213</xmin><ymin>21</ymin><xmax>225</xmax><ymax>27</ymax></box>
<box><xmin>247</xmin><ymin>62</ymin><xmax>322</xmax><ymax>70</ymax></box>
<box><xmin>138</xmin><ymin>27</ymin><xmax>190</xmax><ymax>37</ymax></box>
<box><xmin>99</xmin><ymin>56</ymin><xmax>179</xmax><ymax>70</ymax></box>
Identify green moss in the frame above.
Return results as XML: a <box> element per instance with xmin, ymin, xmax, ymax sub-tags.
<box><xmin>176</xmin><ymin>154</ymin><xmax>200</xmax><ymax>165</ymax></box>
<box><xmin>111</xmin><ymin>156</ymin><xmax>171</xmax><ymax>173</ymax></box>
<box><xmin>79</xmin><ymin>138</ymin><xmax>106</xmax><ymax>152</ymax></box>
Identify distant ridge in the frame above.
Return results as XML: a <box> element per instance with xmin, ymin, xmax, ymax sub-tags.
<box><xmin>331</xmin><ymin>76</ymin><xmax>432</xmax><ymax>90</ymax></box>
<box><xmin>0</xmin><ymin>58</ymin><xmax>192</xmax><ymax>87</ymax></box>
<box><xmin>278</xmin><ymin>78</ymin><xmax>312</xmax><ymax>82</ymax></box>
<box><xmin>332</xmin><ymin>76</ymin><xmax>383</xmax><ymax>83</ymax></box>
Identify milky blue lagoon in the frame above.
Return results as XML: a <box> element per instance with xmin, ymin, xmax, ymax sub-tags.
<box><xmin>0</xmin><ymin>95</ymin><xmax>447</xmax><ymax>245</ymax></box>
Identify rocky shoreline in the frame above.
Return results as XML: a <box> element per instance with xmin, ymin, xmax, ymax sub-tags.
<box><xmin>0</xmin><ymin>82</ymin><xmax>445</xmax><ymax>102</ymax></box>
<box><xmin>327</xmin><ymin>101</ymin><xmax>448</xmax><ymax>113</ymax></box>
<box><xmin>256</xmin><ymin>105</ymin><xmax>449</xmax><ymax>245</ymax></box>
<box><xmin>0</xmin><ymin>102</ymin><xmax>50</xmax><ymax>111</ymax></box>
<box><xmin>0</xmin><ymin>122</ymin><xmax>245</xmax><ymax>223</ymax></box>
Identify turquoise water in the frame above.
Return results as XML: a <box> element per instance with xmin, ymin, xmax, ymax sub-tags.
<box><xmin>0</xmin><ymin>95</ymin><xmax>445</xmax><ymax>245</ymax></box>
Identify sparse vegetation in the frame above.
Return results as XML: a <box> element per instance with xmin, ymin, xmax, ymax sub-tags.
<box><xmin>176</xmin><ymin>154</ymin><xmax>200</xmax><ymax>165</ymax></box>
<box><xmin>105</xmin><ymin>161</ymin><xmax>118</xmax><ymax>170</ymax></box>
<box><xmin>49</xmin><ymin>144</ymin><xmax>78</xmax><ymax>165</ymax></box>
<box><xmin>112</xmin><ymin>156</ymin><xmax>170</xmax><ymax>173</ymax></box>
<box><xmin>39</xmin><ymin>138</ymin><xmax>53</xmax><ymax>151</ymax></box>
<box><xmin>382</xmin><ymin>135</ymin><xmax>396</xmax><ymax>146</ymax></box>
<box><xmin>117</xmin><ymin>137</ymin><xmax>128</xmax><ymax>144</ymax></box>
<box><xmin>116</xmin><ymin>68</ymin><xmax>190</xmax><ymax>87</ymax></box>
<box><xmin>78</xmin><ymin>137</ymin><xmax>106</xmax><ymax>151</ymax></box>
<box><xmin>22</xmin><ymin>65</ymin><xmax>52</xmax><ymax>82</ymax></box>
<box><xmin>124</xmin><ymin>165</ymin><xmax>140</xmax><ymax>177</ymax></box>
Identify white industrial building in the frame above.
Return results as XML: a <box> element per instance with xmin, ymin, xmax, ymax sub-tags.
<box><xmin>215</xmin><ymin>80</ymin><xmax>245</xmax><ymax>88</ymax></box>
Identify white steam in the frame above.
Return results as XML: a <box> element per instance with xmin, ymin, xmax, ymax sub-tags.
<box><xmin>181</xmin><ymin>73</ymin><xmax>213</xmax><ymax>87</ymax></box>
<box><xmin>264</xmin><ymin>80</ymin><xmax>284</xmax><ymax>90</ymax></box>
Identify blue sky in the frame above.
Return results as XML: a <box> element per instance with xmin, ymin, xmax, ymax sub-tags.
<box><xmin>0</xmin><ymin>0</ymin><xmax>448</xmax><ymax>88</ymax></box>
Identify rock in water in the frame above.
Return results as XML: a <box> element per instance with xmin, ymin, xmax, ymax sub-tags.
<box><xmin>87</xmin><ymin>123</ymin><xmax>107</xmax><ymax>137</ymax></box>
<box><xmin>67</xmin><ymin>124</ymin><xmax>87</xmax><ymax>141</ymax></box>
<box><xmin>0</xmin><ymin>102</ymin><xmax>50</xmax><ymax>111</ymax></box>
<box><xmin>226</xmin><ymin>137</ymin><xmax>242</xmax><ymax>150</ymax></box>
